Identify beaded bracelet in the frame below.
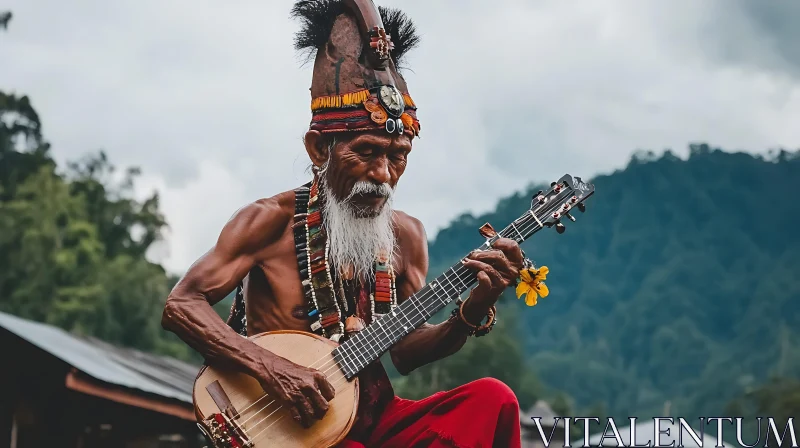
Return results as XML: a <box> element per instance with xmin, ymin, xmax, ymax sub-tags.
<box><xmin>449</xmin><ymin>298</ymin><xmax>497</xmax><ymax>337</ymax></box>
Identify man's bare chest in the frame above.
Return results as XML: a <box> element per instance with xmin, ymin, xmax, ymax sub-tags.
<box><xmin>244</xmin><ymin>223</ymin><xmax>408</xmax><ymax>334</ymax></box>
<box><xmin>244</xmin><ymin>220</ymin><xmax>404</xmax><ymax>332</ymax></box>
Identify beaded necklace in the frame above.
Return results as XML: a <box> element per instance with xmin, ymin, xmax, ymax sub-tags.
<box><xmin>225</xmin><ymin>179</ymin><xmax>398</xmax><ymax>338</ymax></box>
<box><xmin>292</xmin><ymin>178</ymin><xmax>397</xmax><ymax>341</ymax></box>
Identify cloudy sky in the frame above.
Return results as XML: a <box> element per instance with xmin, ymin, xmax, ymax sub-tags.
<box><xmin>2</xmin><ymin>0</ymin><xmax>799</xmax><ymax>275</ymax></box>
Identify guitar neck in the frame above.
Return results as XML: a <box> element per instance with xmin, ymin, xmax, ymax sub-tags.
<box><xmin>332</xmin><ymin>174</ymin><xmax>594</xmax><ymax>380</ymax></box>
<box><xmin>334</xmin><ymin>203</ymin><xmax>551</xmax><ymax>379</ymax></box>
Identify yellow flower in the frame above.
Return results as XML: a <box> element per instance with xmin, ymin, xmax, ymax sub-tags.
<box><xmin>515</xmin><ymin>266</ymin><xmax>549</xmax><ymax>306</ymax></box>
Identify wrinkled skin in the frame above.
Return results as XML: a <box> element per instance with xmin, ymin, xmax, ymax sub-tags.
<box><xmin>161</xmin><ymin>129</ymin><xmax>524</xmax><ymax>428</ymax></box>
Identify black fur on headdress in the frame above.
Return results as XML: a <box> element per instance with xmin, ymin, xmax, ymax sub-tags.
<box><xmin>290</xmin><ymin>0</ymin><xmax>344</xmax><ymax>60</ymax></box>
<box><xmin>290</xmin><ymin>0</ymin><xmax>420</xmax><ymax>67</ymax></box>
<box><xmin>378</xmin><ymin>6</ymin><xmax>420</xmax><ymax>68</ymax></box>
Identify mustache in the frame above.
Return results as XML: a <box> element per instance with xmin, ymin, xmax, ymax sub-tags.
<box><xmin>345</xmin><ymin>181</ymin><xmax>394</xmax><ymax>201</ymax></box>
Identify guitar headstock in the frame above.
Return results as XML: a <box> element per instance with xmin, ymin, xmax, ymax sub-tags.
<box><xmin>530</xmin><ymin>174</ymin><xmax>595</xmax><ymax>234</ymax></box>
<box><xmin>476</xmin><ymin>173</ymin><xmax>595</xmax><ymax>248</ymax></box>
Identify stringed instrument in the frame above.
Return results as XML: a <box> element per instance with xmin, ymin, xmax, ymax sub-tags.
<box><xmin>192</xmin><ymin>174</ymin><xmax>595</xmax><ymax>447</ymax></box>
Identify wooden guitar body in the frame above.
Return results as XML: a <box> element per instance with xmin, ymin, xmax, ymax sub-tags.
<box><xmin>193</xmin><ymin>331</ymin><xmax>358</xmax><ymax>448</ymax></box>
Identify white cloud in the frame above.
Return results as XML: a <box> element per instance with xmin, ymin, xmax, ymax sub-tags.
<box><xmin>136</xmin><ymin>158</ymin><xmax>250</xmax><ymax>273</ymax></box>
<box><xmin>2</xmin><ymin>0</ymin><xmax>799</xmax><ymax>274</ymax></box>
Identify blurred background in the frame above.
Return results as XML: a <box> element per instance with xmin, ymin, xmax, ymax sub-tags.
<box><xmin>1</xmin><ymin>1</ymin><xmax>798</xmax><ymax>447</ymax></box>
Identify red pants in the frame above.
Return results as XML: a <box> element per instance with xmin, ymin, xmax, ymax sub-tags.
<box><xmin>337</xmin><ymin>378</ymin><xmax>521</xmax><ymax>448</ymax></box>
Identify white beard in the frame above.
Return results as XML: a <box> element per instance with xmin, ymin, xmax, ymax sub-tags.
<box><xmin>319</xmin><ymin>176</ymin><xmax>397</xmax><ymax>280</ymax></box>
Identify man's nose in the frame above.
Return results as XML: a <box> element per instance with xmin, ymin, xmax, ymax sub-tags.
<box><xmin>367</xmin><ymin>157</ymin><xmax>390</xmax><ymax>184</ymax></box>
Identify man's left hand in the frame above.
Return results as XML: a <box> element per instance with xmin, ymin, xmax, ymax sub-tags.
<box><xmin>460</xmin><ymin>238</ymin><xmax>524</xmax><ymax>323</ymax></box>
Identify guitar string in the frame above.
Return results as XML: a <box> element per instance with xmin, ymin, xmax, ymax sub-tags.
<box><xmin>233</xmin><ymin>189</ymin><xmax>572</xmax><ymax>438</ymax></box>
<box><xmin>310</xmin><ymin>187</ymin><xmax>573</xmax><ymax>379</ymax></box>
<box><xmin>243</xmin><ymin>194</ymin><xmax>574</xmax><ymax>444</ymax></box>
<box><xmin>235</xmin><ymin>352</ymin><xmax>335</xmax><ymax>425</ymax></box>
<box><xmin>245</xmin><ymin>192</ymin><xmax>573</xmax><ymax>443</ymax></box>
<box><xmin>233</xmin><ymin>191</ymin><xmax>559</xmax><ymax>424</ymax></box>
<box><xmin>228</xmin><ymin>188</ymin><xmax>573</xmax><ymax>439</ymax></box>
<box><xmin>223</xmin><ymin>188</ymin><xmax>576</xmax><ymax>440</ymax></box>
<box><xmin>314</xmin><ymin>187</ymin><xmax>572</xmax><ymax>378</ymax></box>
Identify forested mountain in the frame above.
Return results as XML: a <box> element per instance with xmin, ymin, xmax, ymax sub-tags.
<box><xmin>411</xmin><ymin>145</ymin><xmax>800</xmax><ymax>420</ymax></box>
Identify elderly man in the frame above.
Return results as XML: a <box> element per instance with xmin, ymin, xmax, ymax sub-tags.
<box><xmin>162</xmin><ymin>0</ymin><xmax>525</xmax><ymax>446</ymax></box>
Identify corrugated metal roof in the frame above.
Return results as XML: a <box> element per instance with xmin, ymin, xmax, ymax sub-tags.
<box><xmin>0</xmin><ymin>310</ymin><xmax>200</xmax><ymax>404</ymax></box>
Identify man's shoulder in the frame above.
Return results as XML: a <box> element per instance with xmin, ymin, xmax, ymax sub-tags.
<box><xmin>392</xmin><ymin>210</ymin><xmax>429</xmax><ymax>277</ymax></box>
<box><xmin>233</xmin><ymin>190</ymin><xmax>295</xmax><ymax>223</ymax></box>
<box><xmin>392</xmin><ymin>210</ymin><xmax>426</xmax><ymax>239</ymax></box>
<box><xmin>393</xmin><ymin>210</ymin><xmax>427</xmax><ymax>264</ymax></box>
<box><xmin>221</xmin><ymin>190</ymin><xmax>297</xmax><ymax>248</ymax></box>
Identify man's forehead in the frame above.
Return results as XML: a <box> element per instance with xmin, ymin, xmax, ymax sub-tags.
<box><xmin>344</xmin><ymin>131</ymin><xmax>414</xmax><ymax>150</ymax></box>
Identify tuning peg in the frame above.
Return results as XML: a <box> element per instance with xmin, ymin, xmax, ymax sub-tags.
<box><xmin>577</xmin><ymin>203</ymin><xmax>586</xmax><ymax>213</ymax></box>
<box><xmin>565</xmin><ymin>212</ymin><xmax>576</xmax><ymax>222</ymax></box>
<box><xmin>556</xmin><ymin>222</ymin><xmax>566</xmax><ymax>234</ymax></box>
<box><xmin>478</xmin><ymin>222</ymin><xmax>497</xmax><ymax>239</ymax></box>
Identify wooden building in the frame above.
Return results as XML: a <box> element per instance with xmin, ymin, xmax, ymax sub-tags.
<box><xmin>0</xmin><ymin>311</ymin><xmax>204</xmax><ymax>447</ymax></box>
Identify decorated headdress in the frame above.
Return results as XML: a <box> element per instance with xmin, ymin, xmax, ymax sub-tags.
<box><xmin>291</xmin><ymin>0</ymin><xmax>421</xmax><ymax>137</ymax></box>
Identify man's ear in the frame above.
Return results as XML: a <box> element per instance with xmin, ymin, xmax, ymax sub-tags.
<box><xmin>304</xmin><ymin>130</ymin><xmax>329</xmax><ymax>168</ymax></box>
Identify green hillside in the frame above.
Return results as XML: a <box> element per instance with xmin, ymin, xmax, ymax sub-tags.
<box><xmin>414</xmin><ymin>145</ymin><xmax>800</xmax><ymax>419</ymax></box>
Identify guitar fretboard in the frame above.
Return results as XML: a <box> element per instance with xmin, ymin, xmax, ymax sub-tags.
<box><xmin>331</xmin><ymin>177</ymin><xmax>590</xmax><ymax>380</ymax></box>
<box><xmin>333</xmin><ymin>260</ymin><xmax>476</xmax><ymax>379</ymax></box>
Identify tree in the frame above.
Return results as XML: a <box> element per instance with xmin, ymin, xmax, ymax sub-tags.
<box><xmin>0</xmin><ymin>11</ymin><xmax>11</xmax><ymax>31</ymax></box>
<box><xmin>0</xmin><ymin>76</ymin><xmax>195</xmax><ymax>361</ymax></box>
<box><xmin>725</xmin><ymin>377</ymin><xmax>800</xmax><ymax>447</ymax></box>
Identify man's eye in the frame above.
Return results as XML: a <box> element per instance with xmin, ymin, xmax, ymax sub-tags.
<box><xmin>356</xmin><ymin>148</ymin><xmax>373</xmax><ymax>156</ymax></box>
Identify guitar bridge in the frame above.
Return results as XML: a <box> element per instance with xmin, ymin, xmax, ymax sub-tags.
<box><xmin>199</xmin><ymin>413</ymin><xmax>253</xmax><ymax>448</ymax></box>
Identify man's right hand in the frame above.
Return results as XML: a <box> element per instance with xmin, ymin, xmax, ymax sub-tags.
<box><xmin>252</xmin><ymin>352</ymin><xmax>337</xmax><ymax>428</ymax></box>
<box><xmin>160</xmin><ymin>198</ymin><xmax>337</xmax><ymax>428</ymax></box>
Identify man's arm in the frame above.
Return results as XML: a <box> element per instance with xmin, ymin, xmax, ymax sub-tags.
<box><xmin>388</xmin><ymin>214</ymin><xmax>523</xmax><ymax>375</ymax></box>
<box><xmin>161</xmin><ymin>199</ymin><xmax>281</xmax><ymax>373</ymax></box>
<box><xmin>161</xmin><ymin>196</ymin><xmax>335</xmax><ymax>428</ymax></box>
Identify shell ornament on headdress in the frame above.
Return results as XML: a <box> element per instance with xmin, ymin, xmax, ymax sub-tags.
<box><xmin>291</xmin><ymin>0</ymin><xmax>421</xmax><ymax>137</ymax></box>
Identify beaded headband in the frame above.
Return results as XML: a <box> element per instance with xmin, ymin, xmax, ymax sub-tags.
<box><xmin>310</xmin><ymin>87</ymin><xmax>420</xmax><ymax>136</ymax></box>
